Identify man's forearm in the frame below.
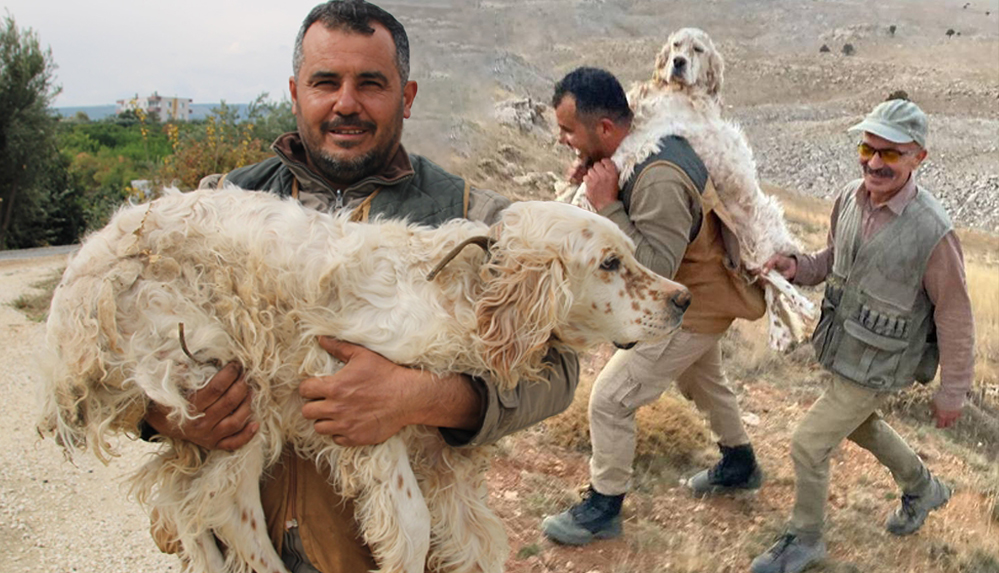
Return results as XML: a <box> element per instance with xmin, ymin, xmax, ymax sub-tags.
<box><xmin>440</xmin><ymin>347</ymin><xmax>580</xmax><ymax>447</ymax></box>
<box><xmin>411</xmin><ymin>372</ymin><xmax>483</xmax><ymax>431</ymax></box>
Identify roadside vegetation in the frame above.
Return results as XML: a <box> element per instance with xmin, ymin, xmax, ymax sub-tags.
<box><xmin>0</xmin><ymin>13</ymin><xmax>295</xmax><ymax>251</ymax></box>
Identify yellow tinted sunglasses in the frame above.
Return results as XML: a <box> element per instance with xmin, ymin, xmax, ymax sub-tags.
<box><xmin>857</xmin><ymin>142</ymin><xmax>917</xmax><ymax>165</ymax></box>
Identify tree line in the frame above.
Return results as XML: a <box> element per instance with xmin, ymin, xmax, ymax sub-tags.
<box><xmin>0</xmin><ymin>14</ymin><xmax>296</xmax><ymax>250</ymax></box>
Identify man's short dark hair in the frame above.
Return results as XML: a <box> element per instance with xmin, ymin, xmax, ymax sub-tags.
<box><xmin>293</xmin><ymin>0</ymin><xmax>410</xmax><ymax>83</ymax></box>
<box><xmin>552</xmin><ymin>67</ymin><xmax>632</xmax><ymax>125</ymax></box>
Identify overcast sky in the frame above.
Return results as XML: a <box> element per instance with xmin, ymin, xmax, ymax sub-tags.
<box><xmin>3</xmin><ymin>0</ymin><xmax>337</xmax><ymax>108</ymax></box>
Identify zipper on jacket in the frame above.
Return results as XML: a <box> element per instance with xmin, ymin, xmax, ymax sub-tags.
<box><xmin>285</xmin><ymin>456</ymin><xmax>298</xmax><ymax>531</ymax></box>
<box><xmin>334</xmin><ymin>189</ymin><xmax>343</xmax><ymax>211</ymax></box>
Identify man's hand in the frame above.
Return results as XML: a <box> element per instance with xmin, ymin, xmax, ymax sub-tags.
<box><xmin>300</xmin><ymin>338</ymin><xmax>423</xmax><ymax>446</ymax></box>
<box><xmin>931</xmin><ymin>397</ymin><xmax>962</xmax><ymax>429</ymax></box>
<box><xmin>582</xmin><ymin>159</ymin><xmax>620</xmax><ymax>212</ymax></box>
<box><xmin>762</xmin><ymin>253</ymin><xmax>798</xmax><ymax>281</ymax></box>
<box><xmin>144</xmin><ymin>361</ymin><xmax>258</xmax><ymax>450</ymax></box>
<box><xmin>300</xmin><ymin>337</ymin><xmax>481</xmax><ymax>447</ymax></box>
<box><xmin>566</xmin><ymin>157</ymin><xmax>588</xmax><ymax>186</ymax></box>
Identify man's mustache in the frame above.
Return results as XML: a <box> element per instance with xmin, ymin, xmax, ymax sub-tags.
<box><xmin>322</xmin><ymin>116</ymin><xmax>377</xmax><ymax>132</ymax></box>
<box><xmin>864</xmin><ymin>164</ymin><xmax>894</xmax><ymax>179</ymax></box>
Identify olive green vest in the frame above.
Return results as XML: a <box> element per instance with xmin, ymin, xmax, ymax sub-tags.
<box><xmin>224</xmin><ymin>153</ymin><xmax>467</xmax><ymax>227</ymax></box>
<box><xmin>812</xmin><ymin>179</ymin><xmax>952</xmax><ymax>391</ymax></box>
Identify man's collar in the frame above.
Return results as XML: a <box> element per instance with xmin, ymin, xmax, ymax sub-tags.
<box><xmin>270</xmin><ymin>132</ymin><xmax>415</xmax><ymax>193</ymax></box>
<box><xmin>857</xmin><ymin>174</ymin><xmax>917</xmax><ymax>215</ymax></box>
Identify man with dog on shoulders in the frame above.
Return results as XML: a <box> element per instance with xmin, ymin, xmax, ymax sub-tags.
<box><xmin>540</xmin><ymin>66</ymin><xmax>768</xmax><ymax>546</ymax></box>
<box><xmin>141</xmin><ymin>1</ymin><xmax>579</xmax><ymax>571</ymax></box>
<box><xmin>750</xmin><ymin>97</ymin><xmax>974</xmax><ymax>573</ymax></box>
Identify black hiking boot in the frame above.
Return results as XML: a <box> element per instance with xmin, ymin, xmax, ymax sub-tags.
<box><xmin>687</xmin><ymin>443</ymin><xmax>764</xmax><ymax>496</ymax></box>
<box><xmin>541</xmin><ymin>486</ymin><xmax>624</xmax><ymax>545</ymax></box>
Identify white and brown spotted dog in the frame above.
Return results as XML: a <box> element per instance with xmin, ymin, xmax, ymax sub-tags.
<box><xmin>39</xmin><ymin>188</ymin><xmax>688</xmax><ymax>573</ymax></box>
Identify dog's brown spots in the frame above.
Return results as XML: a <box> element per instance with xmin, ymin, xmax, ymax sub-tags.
<box><xmin>250</xmin><ymin>553</ymin><xmax>256</xmax><ymax>562</ymax></box>
<box><xmin>251</xmin><ymin>518</ymin><xmax>257</xmax><ymax>531</ymax></box>
<box><xmin>632</xmin><ymin>301</ymin><xmax>640</xmax><ymax>311</ymax></box>
<box><xmin>241</xmin><ymin>510</ymin><xmax>248</xmax><ymax>523</ymax></box>
<box><xmin>592</xmin><ymin>302</ymin><xmax>599</xmax><ymax>310</ymax></box>
<box><xmin>398</xmin><ymin>474</ymin><xmax>405</xmax><ymax>489</ymax></box>
<box><xmin>582</xmin><ymin>228</ymin><xmax>594</xmax><ymax>240</ymax></box>
<box><xmin>407</xmin><ymin>488</ymin><xmax>413</xmax><ymax>499</ymax></box>
<box><xmin>604</xmin><ymin>302</ymin><xmax>613</xmax><ymax>314</ymax></box>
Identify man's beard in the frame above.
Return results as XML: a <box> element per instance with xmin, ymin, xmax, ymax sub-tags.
<box><xmin>307</xmin><ymin>143</ymin><xmax>390</xmax><ymax>185</ymax></box>
<box><xmin>303</xmin><ymin>111</ymin><xmax>403</xmax><ymax>185</ymax></box>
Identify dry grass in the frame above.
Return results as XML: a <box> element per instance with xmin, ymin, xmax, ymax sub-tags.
<box><xmin>966</xmin><ymin>258</ymin><xmax>999</xmax><ymax>396</ymax></box>
<box><xmin>9</xmin><ymin>269</ymin><xmax>62</xmax><ymax>322</ymax></box>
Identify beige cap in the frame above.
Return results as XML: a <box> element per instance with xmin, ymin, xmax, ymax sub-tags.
<box><xmin>849</xmin><ymin>99</ymin><xmax>928</xmax><ymax>148</ymax></box>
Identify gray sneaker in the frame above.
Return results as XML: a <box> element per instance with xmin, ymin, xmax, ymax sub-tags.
<box><xmin>541</xmin><ymin>487</ymin><xmax>624</xmax><ymax>545</ymax></box>
<box><xmin>750</xmin><ymin>533</ymin><xmax>827</xmax><ymax>573</ymax></box>
<box><xmin>886</xmin><ymin>476</ymin><xmax>952</xmax><ymax>536</ymax></box>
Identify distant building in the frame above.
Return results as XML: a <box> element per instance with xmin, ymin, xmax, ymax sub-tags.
<box><xmin>116</xmin><ymin>92</ymin><xmax>193</xmax><ymax>121</ymax></box>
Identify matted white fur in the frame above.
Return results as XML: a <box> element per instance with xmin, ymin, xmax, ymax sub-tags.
<box><xmin>560</xmin><ymin>28</ymin><xmax>815</xmax><ymax>350</ymax></box>
<box><xmin>38</xmin><ymin>187</ymin><xmax>689</xmax><ymax>573</ymax></box>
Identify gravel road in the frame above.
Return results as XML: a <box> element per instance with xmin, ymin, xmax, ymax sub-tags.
<box><xmin>0</xmin><ymin>256</ymin><xmax>176</xmax><ymax>573</ymax></box>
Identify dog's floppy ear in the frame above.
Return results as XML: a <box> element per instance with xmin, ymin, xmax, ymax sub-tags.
<box><xmin>473</xmin><ymin>224</ymin><xmax>572</xmax><ymax>390</ymax></box>
<box><xmin>704</xmin><ymin>39</ymin><xmax>725</xmax><ymax>99</ymax></box>
<box><xmin>652</xmin><ymin>44</ymin><xmax>670</xmax><ymax>86</ymax></box>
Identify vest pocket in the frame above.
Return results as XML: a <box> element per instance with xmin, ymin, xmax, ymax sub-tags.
<box><xmin>832</xmin><ymin>319</ymin><xmax>909</xmax><ymax>389</ymax></box>
<box><xmin>811</xmin><ymin>285</ymin><xmax>840</xmax><ymax>364</ymax></box>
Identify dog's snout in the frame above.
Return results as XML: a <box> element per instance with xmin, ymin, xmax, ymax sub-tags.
<box><xmin>669</xmin><ymin>289</ymin><xmax>691</xmax><ymax>313</ymax></box>
<box><xmin>673</xmin><ymin>56</ymin><xmax>687</xmax><ymax>70</ymax></box>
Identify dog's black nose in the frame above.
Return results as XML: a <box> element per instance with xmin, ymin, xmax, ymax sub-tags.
<box><xmin>669</xmin><ymin>289</ymin><xmax>691</xmax><ymax>313</ymax></box>
<box><xmin>673</xmin><ymin>56</ymin><xmax>687</xmax><ymax>70</ymax></box>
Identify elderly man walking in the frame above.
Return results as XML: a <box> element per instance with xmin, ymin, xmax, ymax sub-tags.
<box><xmin>751</xmin><ymin>98</ymin><xmax>975</xmax><ymax>573</ymax></box>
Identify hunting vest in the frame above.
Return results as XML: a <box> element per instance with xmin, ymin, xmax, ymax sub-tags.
<box><xmin>812</xmin><ymin>179</ymin><xmax>952</xmax><ymax>391</ymax></box>
<box><xmin>226</xmin><ymin>148</ymin><xmax>469</xmax><ymax>572</ymax></box>
<box><xmin>620</xmin><ymin>136</ymin><xmax>766</xmax><ymax>334</ymax></box>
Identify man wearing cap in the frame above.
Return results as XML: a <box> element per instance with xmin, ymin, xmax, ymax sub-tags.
<box><xmin>750</xmin><ymin>98</ymin><xmax>975</xmax><ymax>573</ymax></box>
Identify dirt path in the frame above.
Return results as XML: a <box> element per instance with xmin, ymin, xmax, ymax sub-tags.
<box><xmin>0</xmin><ymin>256</ymin><xmax>176</xmax><ymax>573</ymax></box>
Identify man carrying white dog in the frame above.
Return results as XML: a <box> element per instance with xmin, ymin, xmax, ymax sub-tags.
<box><xmin>142</xmin><ymin>1</ymin><xmax>579</xmax><ymax>571</ymax></box>
<box><xmin>751</xmin><ymin>98</ymin><xmax>974</xmax><ymax>573</ymax></box>
<box><xmin>541</xmin><ymin>67</ymin><xmax>767</xmax><ymax>545</ymax></box>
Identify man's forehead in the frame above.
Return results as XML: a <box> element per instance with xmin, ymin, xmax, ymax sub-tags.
<box><xmin>863</xmin><ymin>131</ymin><xmax>919</xmax><ymax>150</ymax></box>
<box><xmin>555</xmin><ymin>96</ymin><xmax>578</xmax><ymax>121</ymax></box>
<box><xmin>300</xmin><ymin>21</ymin><xmax>397</xmax><ymax>71</ymax></box>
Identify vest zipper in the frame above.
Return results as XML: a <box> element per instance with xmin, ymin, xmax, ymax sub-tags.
<box><xmin>285</xmin><ymin>456</ymin><xmax>298</xmax><ymax>531</ymax></box>
<box><xmin>334</xmin><ymin>189</ymin><xmax>343</xmax><ymax>211</ymax></box>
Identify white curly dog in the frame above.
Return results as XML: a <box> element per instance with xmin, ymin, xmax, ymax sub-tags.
<box><xmin>38</xmin><ymin>187</ymin><xmax>690</xmax><ymax>573</ymax></box>
<box><xmin>562</xmin><ymin>27</ymin><xmax>814</xmax><ymax>350</ymax></box>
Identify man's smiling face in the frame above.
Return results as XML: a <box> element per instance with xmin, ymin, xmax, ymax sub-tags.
<box><xmin>289</xmin><ymin>21</ymin><xmax>417</xmax><ymax>187</ymax></box>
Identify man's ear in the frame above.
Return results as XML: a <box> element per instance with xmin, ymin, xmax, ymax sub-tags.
<box><xmin>403</xmin><ymin>81</ymin><xmax>418</xmax><ymax>119</ymax></box>
<box><xmin>289</xmin><ymin>76</ymin><xmax>299</xmax><ymax>115</ymax></box>
<box><xmin>597</xmin><ymin>117</ymin><xmax>616</xmax><ymax>137</ymax></box>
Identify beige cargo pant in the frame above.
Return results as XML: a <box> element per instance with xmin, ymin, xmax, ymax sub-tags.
<box><xmin>789</xmin><ymin>376</ymin><xmax>932</xmax><ymax>538</ymax></box>
<box><xmin>589</xmin><ymin>329</ymin><xmax>750</xmax><ymax>496</ymax></box>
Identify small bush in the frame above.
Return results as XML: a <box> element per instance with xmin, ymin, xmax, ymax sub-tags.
<box><xmin>819</xmin><ymin>44</ymin><xmax>831</xmax><ymax>53</ymax></box>
<box><xmin>842</xmin><ymin>43</ymin><xmax>856</xmax><ymax>55</ymax></box>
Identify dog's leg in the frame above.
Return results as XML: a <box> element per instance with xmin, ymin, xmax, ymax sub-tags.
<box><xmin>348</xmin><ymin>434</ymin><xmax>431</xmax><ymax>573</ymax></box>
<box><xmin>422</xmin><ymin>448</ymin><xmax>507</xmax><ymax>573</ymax></box>
<box><xmin>209</xmin><ymin>443</ymin><xmax>289</xmax><ymax>573</ymax></box>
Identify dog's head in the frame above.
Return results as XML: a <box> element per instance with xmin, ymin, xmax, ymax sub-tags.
<box><xmin>652</xmin><ymin>27</ymin><xmax>724</xmax><ymax>100</ymax></box>
<box><xmin>474</xmin><ymin>201</ymin><xmax>689</xmax><ymax>387</ymax></box>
